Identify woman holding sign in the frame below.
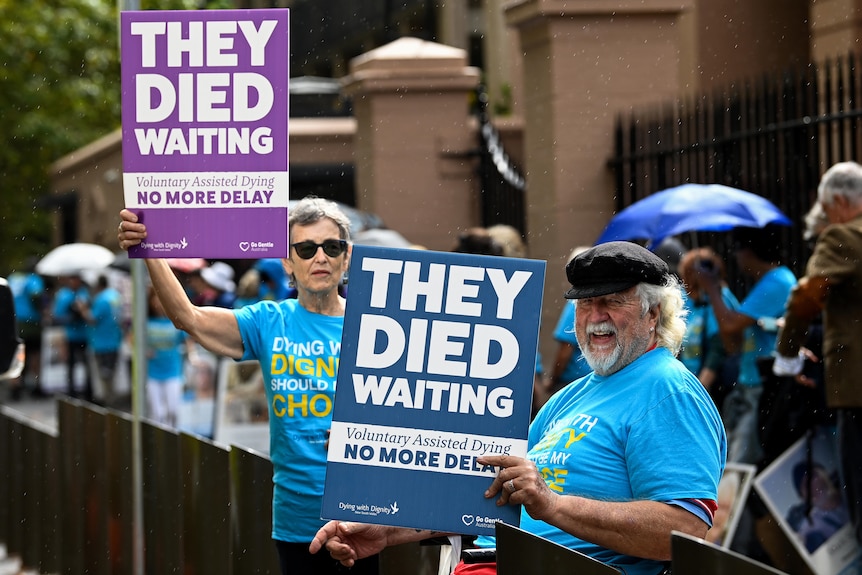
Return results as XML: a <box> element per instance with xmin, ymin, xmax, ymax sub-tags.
<box><xmin>118</xmin><ymin>197</ymin><xmax>379</xmax><ymax>575</ymax></box>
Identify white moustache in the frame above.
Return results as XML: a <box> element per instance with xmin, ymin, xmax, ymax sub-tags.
<box><xmin>587</xmin><ymin>321</ymin><xmax>616</xmax><ymax>336</ymax></box>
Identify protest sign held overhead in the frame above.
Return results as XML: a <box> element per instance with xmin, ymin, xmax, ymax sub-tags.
<box><xmin>121</xmin><ymin>9</ymin><xmax>289</xmax><ymax>259</ymax></box>
<box><xmin>321</xmin><ymin>245</ymin><xmax>546</xmax><ymax>535</ymax></box>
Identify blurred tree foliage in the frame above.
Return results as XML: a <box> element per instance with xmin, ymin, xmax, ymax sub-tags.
<box><xmin>0</xmin><ymin>0</ymin><xmax>120</xmax><ymax>274</ymax></box>
<box><xmin>0</xmin><ymin>0</ymin><xmax>232</xmax><ymax>275</ymax></box>
<box><xmin>142</xmin><ymin>0</ymin><xmax>235</xmax><ymax>9</ymax></box>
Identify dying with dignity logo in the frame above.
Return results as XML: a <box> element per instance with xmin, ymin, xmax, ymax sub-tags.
<box><xmin>338</xmin><ymin>501</ymin><xmax>400</xmax><ymax>517</ymax></box>
<box><xmin>140</xmin><ymin>237</ymin><xmax>189</xmax><ymax>252</ymax></box>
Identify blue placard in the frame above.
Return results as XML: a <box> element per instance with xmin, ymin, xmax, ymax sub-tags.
<box><xmin>321</xmin><ymin>245</ymin><xmax>546</xmax><ymax>536</ymax></box>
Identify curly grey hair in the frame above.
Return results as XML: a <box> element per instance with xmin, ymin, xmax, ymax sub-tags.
<box><xmin>635</xmin><ymin>275</ymin><xmax>688</xmax><ymax>357</ymax></box>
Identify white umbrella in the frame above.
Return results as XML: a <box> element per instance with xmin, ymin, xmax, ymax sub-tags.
<box><xmin>35</xmin><ymin>242</ymin><xmax>115</xmax><ymax>276</ymax></box>
<box><xmin>353</xmin><ymin>228</ymin><xmax>414</xmax><ymax>248</ymax></box>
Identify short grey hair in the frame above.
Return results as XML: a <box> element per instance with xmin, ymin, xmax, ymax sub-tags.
<box><xmin>635</xmin><ymin>275</ymin><xmax>688</xmax><ymax>357</ymax></box>
<box><xmin>818</xmin><ymin>161</ymin><xmax>862</xmax><ymax>208</ymax></box>
<box><xmin>289</xmin><ymin>196</ymin><xmax>351</xmax><ymax>241</ymax></box>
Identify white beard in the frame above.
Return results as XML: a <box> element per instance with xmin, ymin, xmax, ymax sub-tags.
<box><xmin>578</xmin><ymin>320</ymin><xmax>651</xmax><ymax>376</ymax></box>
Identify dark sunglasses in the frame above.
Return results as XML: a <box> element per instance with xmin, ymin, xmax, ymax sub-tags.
<box><xmin>290</xmin><ymin>239</ymin><xmax>348</xmax><ymax>259</ymax></box>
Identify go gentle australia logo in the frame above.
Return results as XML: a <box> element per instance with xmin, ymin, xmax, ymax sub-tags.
<box><xmin>239</xmin><ymin>240</ymin><xmax>274</xmax><ymax>252</ymax></box>
<box><xmin>461</xmin><ymin>514</ymin><xmax>500</xmax><ymax>529</ymax></box>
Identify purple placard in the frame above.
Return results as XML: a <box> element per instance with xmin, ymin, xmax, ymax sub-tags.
<box><xmin>120</xmin><ymin>9</ymin><xmax>289</xmax><ymax>258</ymax></box>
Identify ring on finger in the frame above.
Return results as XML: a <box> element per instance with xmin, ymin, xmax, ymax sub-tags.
<box><xmin>118</xmin><ymin>223</ymin><xmax>123</xmax><ymax>233</ymax></box>
<box><xmin>506</xmin><ymin>479</ymin><xmax>516</xmax><ymax>493</ymax></box>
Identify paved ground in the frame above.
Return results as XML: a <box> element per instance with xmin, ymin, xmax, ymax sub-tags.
<box><xmin>0</xmin><ymin>390</ymin><xmax>58</xmax><ymax>430</ymax></box>
<box><xmin>0</xmin><ymin>381</ymin><xmax>136</xmax><ymax>430</ymax></box>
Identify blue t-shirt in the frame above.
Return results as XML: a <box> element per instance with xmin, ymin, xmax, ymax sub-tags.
<box><xmin>737</xmin><ymin>266</ymin><xmax>796</xmax><ymax>386</ymax></box>
<box><xmin>52</xmin><ymin>286</ymin><xmax>90</xmax><ymax>343</ymax></box>
<box><xmin>680</xmin><ymin>286</ymin><xmax>739</xmax><ymax>374</ymax></box>
<box><xmin>146</xmin><ymin>316</ymin><xmax>187</xmax><ymax>381</ymax></box>
<box><xmin>476</xmin><ymin>347</ymin><xmax>726</xmax><ymax>575</ymax></box>
<box><xmin>234</xmin><ymin>299</ymin><xmax>343</xmax><ymax>543</ymax></box>
<box><xmin>552</xmin><ymin>301</ymin><xmax>592</xmax><ymax>383</ymax></box>
<box><xmin>89</xmin><ymin>287</ymin><xmax>123</xmax><ymax>353</ymax></box>
<box><xmin>8</xmin><ymin>272</ymin><xmax>44</xmax><ymax>324</ymax></box>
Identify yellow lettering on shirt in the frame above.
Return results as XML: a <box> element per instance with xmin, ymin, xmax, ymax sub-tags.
<box><xmin>271</xmin><ymin>393</ymin><xmax>332</xmax><ymax>418</ymax></box>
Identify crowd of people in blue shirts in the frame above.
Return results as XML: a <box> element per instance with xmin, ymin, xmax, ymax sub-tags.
<box><xmin>3</xmin><ymin>255</ymin><xmax>296</xmax><ymax>424</ymax></box>
<box><xmin>2</xmin><ymin>220</ymin><xmax>814</xmax><ymax>477</ymax></box>
<box><xmin>4</xmin><ymin>185</ymin><xmax>857</xmax><ymax>573</ymax></box>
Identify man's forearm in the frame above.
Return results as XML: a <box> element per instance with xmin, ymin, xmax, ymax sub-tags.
<box><xmin>540</xmin><ymin>497</ymin><xmax>707</xmax><ymax>561</ymax></box>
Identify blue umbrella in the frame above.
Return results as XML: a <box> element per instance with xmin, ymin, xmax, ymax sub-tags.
<box><xmin>596</xmin><ymin>183</ymin><xmax>792</xmax><ymax>248</ymax></box>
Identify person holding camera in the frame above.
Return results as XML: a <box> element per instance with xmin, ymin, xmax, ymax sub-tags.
<box><xmin>678</xmin><ymin>247</ymin><xmax>740</xmax><ymax>413</ymax></box>
<box><xmin>696</xmin><ymin>226</ymin><xmax>796</xmax><ymax>466</ymax></box>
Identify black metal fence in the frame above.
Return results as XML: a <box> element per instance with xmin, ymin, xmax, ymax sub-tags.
<box><xmin>0</xmin><ymin>399</ymin><xmax>277</xmax><ymax>575</ymax></box>
<box><xmin>0</xmin><ymin>399</ymin><xmax>428</xmax><ymax>575</ymax></box>
<box><xmin>609</xmin><ymin>50</ymin><xmax>862</xmax><ymax>281</ymax></box>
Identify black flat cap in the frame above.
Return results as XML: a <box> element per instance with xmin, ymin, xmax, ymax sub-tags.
<box><xmin>565</xmin><ymin>241</ymin><xmax>669</xmax><ymax>299</ymax></box>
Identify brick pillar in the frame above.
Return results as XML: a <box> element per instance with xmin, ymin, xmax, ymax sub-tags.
<box><xmin>342</xmin><ymin>37</ymin><xmax>481</xmax><ymax>251</ymax></box>
<box><xmin>505</xmin><ymin>0</ymin><xmax>692</xmax><ymax>360</ymax></box>
<box><xmin>810</xmin><ymin>0</ymin><xmax>862</xmax><ymax>61</ymax></box>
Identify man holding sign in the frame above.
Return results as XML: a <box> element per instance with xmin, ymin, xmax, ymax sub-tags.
<box><xmin>311</xmin><ymin>242</ymin><xmax>726</xmax><ymax>575</ymax></box>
